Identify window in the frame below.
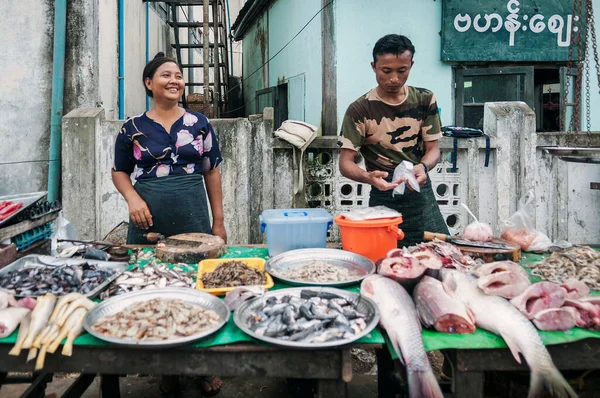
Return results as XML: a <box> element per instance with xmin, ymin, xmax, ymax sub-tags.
<box><xmin>455</xmin><ymin>66</ymin><xmax>580</xmax><ymax>132</ymax></box>
<box><xmin>150</xmin><ymin>2</ymin><xmax>170</xmax><ymax>22</ymax></box>
<box><xmin>255</xmin><ymin>83</ymin><xmax>289</xmax><ymax>128</ymax></box>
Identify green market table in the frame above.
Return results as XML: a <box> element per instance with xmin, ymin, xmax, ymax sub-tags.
<box><xmin>1</xmin><ymin>248</ymin><xmax>599</xmax><ymax>397</ymax></box>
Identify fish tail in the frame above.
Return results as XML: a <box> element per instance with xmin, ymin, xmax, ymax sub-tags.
<box><xmin>529</xmin><ymin>368</ymin><xmax>578</xmax><ymax>398</ymax></box>
<box><xmin>407</xmin><ymin>369</ymin><xmax>443</xmax><ymax>398</ymax></box>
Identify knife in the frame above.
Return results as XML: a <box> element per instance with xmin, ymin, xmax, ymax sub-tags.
<box><xmin>423</xmin><ymin>232</ymin><xmax>515</xmax><ymax>250</ymax></box>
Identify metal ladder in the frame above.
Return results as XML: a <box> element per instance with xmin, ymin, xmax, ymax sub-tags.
<box><xmin>144</xmin><ymin>0</ymin><xmax>230</xmax><ymax>117</ymax></box>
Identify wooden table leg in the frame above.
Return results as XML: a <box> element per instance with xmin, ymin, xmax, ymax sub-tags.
<box><xmin>61</xmin><ymin>373</ymin><xmax>97</xmax><ymax>398</ymax></box>
<box><xmin>317</xmin><ymin>379</ymin><xmax>348</xmax><ymax>398</ymax></box>
<box><xmin>453</xmin><ymin>371</ymin><xmax>484</xmax><ymax>398</ymax></box>
<box><xmin>100</xmin><ymin>375</ymin><xmax>121</xmax><ymax>398</ymax></box>
<box><xmin>376</xmin><ymin>348</ymin><xmax>396</xmax><ymax>398</ymax></box>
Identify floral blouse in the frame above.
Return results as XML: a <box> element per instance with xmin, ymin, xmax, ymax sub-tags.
<box><xmin>112</xmin><ymin>110</ymin><xmax>223</xmax><ymax>180</ymax></box>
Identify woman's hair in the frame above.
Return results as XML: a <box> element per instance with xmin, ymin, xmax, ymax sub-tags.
<box><xmin>142</xmin><ymin>52</ymin><xmax>183</xmax><ymax>97</ymax></box>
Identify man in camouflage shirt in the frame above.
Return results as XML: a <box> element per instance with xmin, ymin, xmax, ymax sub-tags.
<box><xmin>338</xmin><ymin>34</ymin><xmax>449</xmax><ymax>246</ymax></box>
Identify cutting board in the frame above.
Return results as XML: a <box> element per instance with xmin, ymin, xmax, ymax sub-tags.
<box><xmin>155</xmin><ymin>233</ymin><xmax>226</xmax><ymax>264</ymax></box>
<box><xmin>455</xmin><ymin>238</ymin><xmax>521</xmax><ymax>263</ymax></box>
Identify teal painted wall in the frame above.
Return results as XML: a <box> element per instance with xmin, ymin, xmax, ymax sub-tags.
<box><xmin>242</xmin><ymin>13</ymin><xmax>269</xmax><ymax>116</ymax></box>
<box><xmin>335</xmin><ymin>0</ymin><xmax>453</xmax><ymax>128</ymax></box>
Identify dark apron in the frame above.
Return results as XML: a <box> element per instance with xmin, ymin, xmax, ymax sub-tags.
<box><xmin>127</xmin><ymin>174</ymin><xmax>211</xmax><ymax>244</ymax></box>
<box><xmin>369</xmin><ymin>174</ymin><xmax>449</xmax><ymax>247</ymax></box>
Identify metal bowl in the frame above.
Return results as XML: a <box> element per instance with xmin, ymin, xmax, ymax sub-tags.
<box><xmin>83</xmin><ymin>287</ymin><xmax>230</xmax><ymax>348</ymax></box>
<box><xmin>265</xmin><ymin>248</ymin><xmax>375</xmax><ymax>287</ymax></box>
<box><xmin>233</xmin><ymin>287</ymin><xmax>380</xmax><ymax>349</ymax></box>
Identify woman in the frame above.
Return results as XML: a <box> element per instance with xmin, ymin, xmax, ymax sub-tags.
<box><xmin>111</xmin><ymin>52</ymin><xmax>225</xmax><ymax>397</ymax></box>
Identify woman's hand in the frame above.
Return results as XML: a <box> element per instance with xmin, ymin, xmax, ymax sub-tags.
<box><xmin>212</xmin><ymin>222</ymin><xmax>227</xmax><ymax>243</ymax></box>
<box><xmin>127</xmin><ymin>195</ymin><xmax>153</xmax><ymax>230</ymax></box>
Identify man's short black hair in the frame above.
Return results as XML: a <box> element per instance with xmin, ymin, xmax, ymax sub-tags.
<box><xmin>372</xmin><ymin>34</ymin><xmax>416</xmax><ymax>63</ymax></box>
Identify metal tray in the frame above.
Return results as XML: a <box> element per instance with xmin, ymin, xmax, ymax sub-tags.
<box><xmin>0</xmin><ymin>191</ymin><xmax>47</xmax><ymax>226</ymax></box>
<box><xmin>234</xmin><ymin>287</ymin><xmax>380</xmax><ymax>349</ymax></box>
<box><xmin>0</xmin><ymin>254</ymin><xmax>128</xmax><ymax>299</ymax></box>
<box><xmin>265</xmin><ymin>248</ymin><xmax>376</xmax><ymax>287</ymax></box>
<box><xmin>83</xmin><ymin>287</ymin><xmax>230</xmax><ymax>348</ymax></box>
<box><xmin>541</xmin><ymin>146</ymin><xmax>600</xmax><ymax>164</ymax></box>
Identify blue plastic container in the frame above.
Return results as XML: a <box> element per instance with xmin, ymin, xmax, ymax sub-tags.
<box><xmin>259</xmin><ymin>208</ymin><xmax>333</xmax><ymax>256</ymax></box>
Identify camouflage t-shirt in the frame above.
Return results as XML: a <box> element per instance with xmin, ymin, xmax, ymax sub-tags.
<box><xmin>338</xmin><ymin>86</ymin><xmax>442</xmax><ymax>172</ymax></box>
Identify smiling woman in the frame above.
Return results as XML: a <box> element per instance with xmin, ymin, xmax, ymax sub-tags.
<box><xmin>110</xmin><ymin>52</ymin><xmax>226</xmax><ymax>396</ymax></box>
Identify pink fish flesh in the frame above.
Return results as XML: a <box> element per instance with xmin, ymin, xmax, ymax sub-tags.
<box><xmin>560</xmin><ymin>280</ymin><xmax>590</xmax><ymax>299</ymax></box>
<box><xmin>413</xmin><ymin>276</ymin><xmax>475</xmax><ymax>334</ymax></box>
<box><xmin>378</xmin><ymin>253</ymin><xmax>426</xmax><ymax>287</ymax></box>
<box><xmin>562</xmin><ymin>299</ymin><xmax>600</xmax><ymax>329</ymax></box>
<box><xmin>409</xmin><ymin>246</ymin><xmax>443</xmax><ymax>270</ymax></box>
<box><xmin>471</xmin><ymin>261</ymin><xmax>529</xmax><ymax>279</ymax></box>
<box><xmin>477</xmin><ymin>271</ymin><xmax>532</xmax><ymax>299</ymax></box>
<box><xmin>0</xmin><ymin>307</ymin><xmax>30</xmax><ymax>338</ymax></box>
<box><xmin>361</xmin><ymin>275</ymin><xmax>443</xmax><ymax>398</ymax></box>
<box><xmin>510</xmin><ymin>282</ymin><xmax>566</xmax><ymax>319</ymax></box>
<box><xmin>532</xmin><ymin>308</ymin><xmax>577</xmax><ymax>331</ymax></box>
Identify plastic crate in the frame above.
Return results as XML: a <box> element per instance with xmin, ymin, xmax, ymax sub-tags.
<box><xmin>259</xmin><ymin>208</ymin><xmax>333</xmax><ymax>256</ymax></box>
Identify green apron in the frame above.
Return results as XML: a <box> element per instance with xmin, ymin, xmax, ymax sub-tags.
<box><xmin>127</xmin><ymin>174</ymin><xmax>211</xmax><ymax>244</ymax></box>
<box><xmin>369</xmin><ymin>174</ymin><xmax>449</xmax><ymax>247</ymax></box>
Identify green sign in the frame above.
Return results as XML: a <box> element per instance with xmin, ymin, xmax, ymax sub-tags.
<box><xmin>442</xmin><ymin>0</ymin><xmax>579</xmax><ymax>62</ymax></box>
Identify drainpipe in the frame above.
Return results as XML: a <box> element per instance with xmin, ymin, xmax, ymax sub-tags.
<box><xmin>47</xmin><ymin>0</ymin><xmax>67</xmax><ymax>203</ymax></box>
<box><xmin>145</xmin><ymin>1</ymin><xmax>149</xmax><ymax>111</ymax></box>
<box><xmin>119</xmin><ymin>0</ymin><xmax>125</xmax><ymax>119</ymax></box>
<box><xmin>226</xmin><ymin>0</ymin><xmax>233</xmax><ymax>73</ymax></box>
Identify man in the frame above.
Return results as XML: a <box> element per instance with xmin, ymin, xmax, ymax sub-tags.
<box><xmin>338</xmin><ymin>33</ymin><xmax>449</xmax><ymax>246</ymax></box>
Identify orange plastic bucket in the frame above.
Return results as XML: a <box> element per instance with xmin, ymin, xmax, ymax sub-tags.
<box><xmin>335</xmin><ymin>215</ymin><xmax>404</xmax><ymax>262</ymax></box>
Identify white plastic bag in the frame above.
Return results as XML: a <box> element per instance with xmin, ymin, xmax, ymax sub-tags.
<box><xmin>340</xmin><ymin>206</ymin><xmax>402</xmax><ymax>221</ymax></box>
<box><xmin>461</xmin><ymin>203</ymin><xmax>493</xmax><ymax>242</ymax></box>
<box><xmin>50</xmin><ymin>212</ymin><xmax>79</xmax><ymax>255</ymax></box>
<box><xmin>392</xmin><ymin>161</ymin><xmax>420</xmax><ymax>197</ymax></box>
<box><xmin>500</xmin><ymin>191</ymin><xmax>552</xmax><ymax>252</ymax></box>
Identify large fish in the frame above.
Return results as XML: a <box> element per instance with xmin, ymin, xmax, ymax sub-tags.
<box><xmin>378</xmin><ymin>250</ymin><xmax>426</xmax><ymax>287</ymax></box>
<box><xmin>442</xmin><ymin>270</ymin><xmax>577</xmax><ymax>398</ymax></box>
<box><xmin>361</xmin><ymin>275</ymin><xmax>443</xmax><ymax>398</ymax></box>
<box><xmin>510</xmin><ymin>282</ymin><xmax>566</xmax><ymax>319</ymax></box>
<box><xmin>476</xmin><ymin>271</ymin><xmax>531</xmax><ymax>299</ymax></box>
<box><xmin>413</xmin><ymin>276</ymin><xmax>475</xmax><ymax>334</ymax></box>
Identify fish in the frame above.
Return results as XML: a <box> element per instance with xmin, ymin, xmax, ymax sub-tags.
<box><xmin>378</xmin><ymin>251</ymin><xmax>426</xmax><ymax>287</ymax></box>
<box><xmin>8</xmin><ymin>311</ymin><xmax>31</xmax><ymax>356</ymax></box>
<box><xmin>0</xmin><ymin>291</ymin><xmax>18</xmax><ymax>309</ymax></box>
<box><xmin>472</xmin><ymin>261</ymin><xmax>530</xmax><ymax>279</ymax></box>
<box><xmin>49</xmin><ymin>292</ymin><xmax>84</xmax><ymax>323</ymax></box>
<box><xmin>278</xmin><ymin>260</ymin><xmax>356</xmax><ymax>283</ymax></box>
<box><xmin>201</xmin><ymin>260</ymin><xmax>266</xmax><ymax>289</ymax></box>
<box><xmin>532</xmin><ymin>308</ymin><xmax>577</xmax><ymax>331</ymax></box>
<box><xmin>510</xmin><ymin>282</ymin><xmax>566</xmax><ymax>319</ymax></box>
<box><xmin>562</xmin><ymin>299</ymin><xmax>600</xmax><ymax>329</ymax></box>
<box><xmin>22</xmin><ymin>294</ymin><xmax>57</xmax><ymax>349</ymax></box>
<box><xmin>409</xmin><ymin>246</ymin><xmax>443</xmax><ymax>270</ymax></box>
<box><xmin>559</xmin><ymin>280</ymin><xmax>590</xmax><ymax>299</ymax></box>
<box><xmin>48</xmin><ymin>307</ymin><xmax>88</xmax><ymax>354</ymax></box>
<box><xmin>413</xmin><ymin>276</ymin><xmax>475</xmax><ymax>334</ymax></box>
<box><xmin>56</xmin><ymin>296</ymin><xmax>96</xmax><ymax>327</ymax></box>
<box><xmin>361</xmin><ymin>275</ymin><xmax>443</xmax><ymax>398</ymax></box>
<box><xmin>0</xmin><ymin>307</ymin><xmax>30</xmax><ymax>338</ymax></box>
<box><xmin>442</xmin><ymin>270</ymin><xmax>577</xmax><ymax>398</ymax></box>
<box><xmin>477</xmin><ymin>271</ymin><xmax>532</xmax><ymax>299</ymax></box>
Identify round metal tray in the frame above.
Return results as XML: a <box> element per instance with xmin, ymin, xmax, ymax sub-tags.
<box><xmin>83</xmin><ymin>287</ymin><xmax>230</xmax><ymax>348</ymax></box>
<box><xmin>233</xmin><ymin>287</ymin><xmax>380</xmax><ymax>349</ymax></box>
<box><xmin>265</xmin><ymin>248</ymin><xmax>375</xmax><ymax>287</ymax></box>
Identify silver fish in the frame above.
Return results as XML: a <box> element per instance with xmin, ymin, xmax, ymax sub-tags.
<box><xmin>361</xmin><ymin>275</ymin><xmax>442</xmax><ymax>398</ymax></box>
<box><xmin>442</xmin><ymin>270</ymin><xmax>577</xmax><ymax>398</ymax></box>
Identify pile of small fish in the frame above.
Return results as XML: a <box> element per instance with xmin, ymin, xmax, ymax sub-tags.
<box><xmin>8</xmin><ymin>292</ymin><xmax>96</xmax><ymax>371</ymax></box>
<box><xmin>278</xmin><ymin>261</ymin><xmax>355</xmax><ymax>283</ymax></box>
<box><xmin>528</xmin><ymin>246</ymin><xmax>600</xmax><ymax>290</ymax></box>
<box><xmin>0</xmin><ymin>263</ymin><xmax>117</xmax><ymax>296</ymax></box>
<box><xmin>201</xmin><ymin>261</ymin><xmax>266</xmax><ymax>289</ymax></box>
<box><xmin>245</xmin><ymin>290</ymin><xmax>368</xmax><ymax>344</ymax></box>
<box><xmin>101</xmin><ymin>261</ymin><xmax>195</xmax><ymax>298</ymax></box>
<box><xmin>91</xmin><ymin>298</ymin><xmax>221</xmax><ymax>340</ymax></box>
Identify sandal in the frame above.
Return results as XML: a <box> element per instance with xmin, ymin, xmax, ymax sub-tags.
<box><xmin>200</xmin><ymin>375</ymin><xmax>222</xmax><ymax>397</ymax></box>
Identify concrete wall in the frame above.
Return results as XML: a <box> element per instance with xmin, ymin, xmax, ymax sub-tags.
<box><xmin>242</xmin><ymin>13</ymin><xmax>269</xmax><ymax>117</ymax></box>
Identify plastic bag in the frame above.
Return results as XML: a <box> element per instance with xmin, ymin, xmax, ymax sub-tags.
<box><xmin>340</xmin><ymin>206</ymin><xmax>402</xmax><ymax>221</ymax></box>
<box><xmin>50</xmin><ymin>212</ymin><xmax>79</xmax><ymax>255</ymax></box>
<box><xmin>461</xmin><ymin>203</ymin><xmax>493</xmax><ymax>242</ymax></box>
<box><xmin>392</xmin><ymin>161</ymin><xmax>420</xmax><ymax>197</ymax></box>
<box><xmin>500</xmin><ymin>191</ymin><xmax>551</xmax><ymax>252</ymax></box>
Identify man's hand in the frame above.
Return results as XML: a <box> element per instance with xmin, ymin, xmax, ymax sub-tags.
<box><xmin>412</xmin><ymin>163</ymin><xmax>428</xmax><ymax>188</ymax></box>
<box><xmin>212</xmin><ymin>222</ymin><xmax>228</xmax><ymax>244</ymax></box>
<box><xmin>368</xmin><ymin>170</ymin><xmax>402</xmax><ymax>191</ymax></box>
